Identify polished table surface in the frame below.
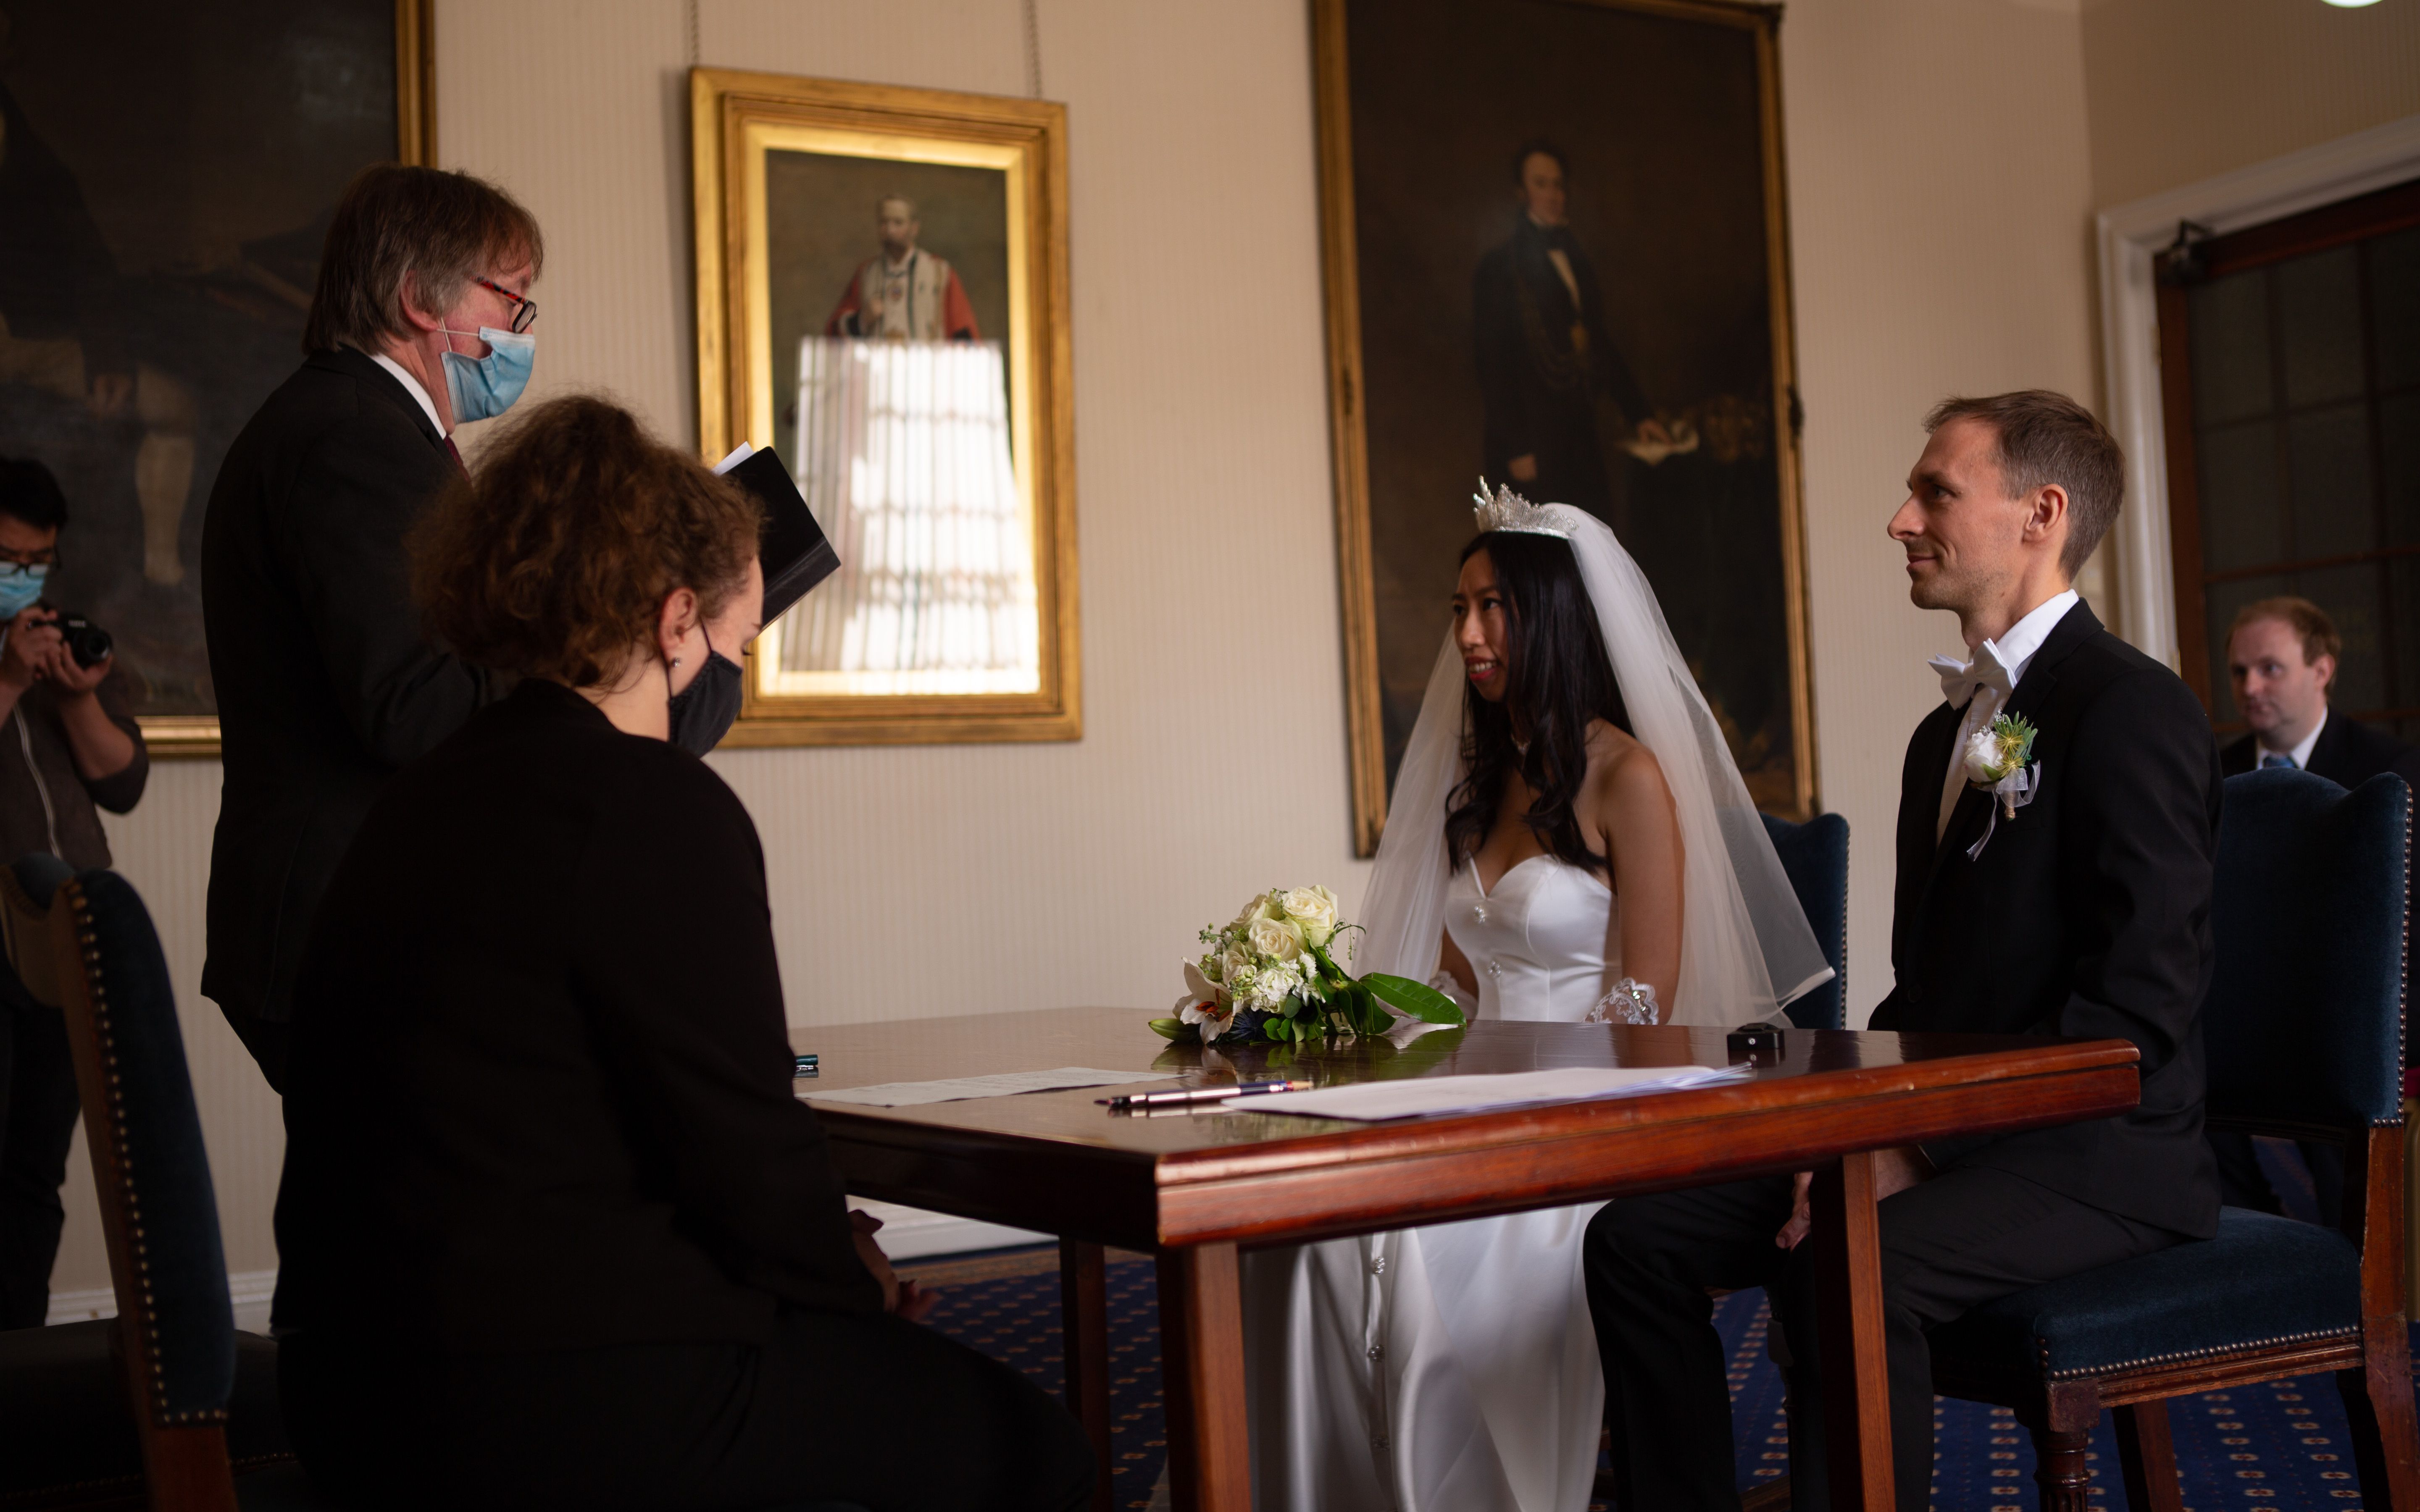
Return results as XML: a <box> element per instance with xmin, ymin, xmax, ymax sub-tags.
<box><xmin>791</xmin><ymin>1007</ymin><xmax>2144</xmax><ymax>1512</ymax></box>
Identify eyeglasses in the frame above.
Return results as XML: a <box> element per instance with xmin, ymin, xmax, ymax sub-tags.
<box><xmin>0</xmin><ymin>549</ymin><xmax>58</xmax><ymax>575</ymax></box>
<box><xmin>474</xmin><ymin>277</ymin><xmax>538</xmax><ymax>335</ymax></box>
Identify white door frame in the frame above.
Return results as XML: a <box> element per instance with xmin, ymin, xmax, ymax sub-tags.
<box><xmin>2098</xmin><ymin>113</ymin><xmax>2420</xmax><ymax>669</ymax></box>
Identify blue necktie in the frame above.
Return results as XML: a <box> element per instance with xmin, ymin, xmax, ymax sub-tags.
<box><xmin>2260</xmin><ymin>752</ymin><xmax>2296</xmax><ymax>770</ymax></box>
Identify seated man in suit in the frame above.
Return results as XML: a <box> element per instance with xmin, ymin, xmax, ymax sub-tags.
<box><xmin>1585</xmin><ymin>390</ymin><xmax>2221</xmax><ymax>1512</ymax></box>
<box><xmin>2219</xmin><ymin>597</ymin><xmax>2420</xmax><ymax>785</ymax></box>
<box><xmin>2210</xmin><ymin>596</ymin><xmax>2419</xmax><ymax>1225</ymax></box>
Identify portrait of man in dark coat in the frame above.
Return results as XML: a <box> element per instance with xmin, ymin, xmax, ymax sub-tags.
<box><xmin>1472</xmin><ymin>141</ymin><xmax>1669</xmax><ymax>520</ymax></box>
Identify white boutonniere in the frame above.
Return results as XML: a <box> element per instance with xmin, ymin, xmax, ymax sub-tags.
<box><xmin>1960</xmin><ymin>714</ymin><xmax>2040</xmax><ymax>860</ymax></box>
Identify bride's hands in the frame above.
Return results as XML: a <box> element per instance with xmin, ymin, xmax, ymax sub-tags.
<box><xmin>850</xmin><ymin>1208</ymin><xmax>942</xmax><ymax>1321</ymax></box>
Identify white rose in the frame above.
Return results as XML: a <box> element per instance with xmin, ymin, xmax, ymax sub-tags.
<box><xmin>1249</xmin><ymin>915</ymin><xmax>1305</xmax><ymax>962</ymax></box>
<box><xmin>1279</xmin><ymin>885</ymin><xmax>1340</xmax><ymax>948</ymax></box>
<box><xmin>1221</xmin><ymin>942</ymin><xmax>1257</xmax><ymax>983</ymax></box>
<box><xmin>1230</xmin><ymin>891</ymin><xmax>1284</xmax><ymax>933</ymax></box>
<box><xmin>1961</xmin><ymin>727</ymin><xmax>2010</xmax><ymax>785</ymax></box>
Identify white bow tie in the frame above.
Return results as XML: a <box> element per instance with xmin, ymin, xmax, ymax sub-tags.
<box><xmin>1928</xmin><ymin>642</ymin><xmax>2013</xmax><ymax>710</ymax></box>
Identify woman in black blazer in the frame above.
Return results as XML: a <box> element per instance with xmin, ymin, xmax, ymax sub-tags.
<box><xmin>271</xmin><ymin>396</ymin><xmax>1091</xmax><ymax>1512</ymax></box>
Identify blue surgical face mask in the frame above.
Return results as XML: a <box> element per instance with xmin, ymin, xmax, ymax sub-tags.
<box><xmin>439</xmin><ymin>326</ymin><xmax>536</xmax><ymax>423</ymax></box>
<box><xmin>0</xmin><ymin>566</ymin><xmax>49</xmax><ymax>620</ymax></box>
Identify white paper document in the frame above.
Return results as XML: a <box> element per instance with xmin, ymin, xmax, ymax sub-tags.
<box><xmin>1243</xmin><ymin>1063</ymin><xmax>1751</xmax><ymax>1121</ymax></box>
<box><xmin>804</xmin><ymin>1066</ymin><xmax>1151</xmax><ymax>1108</ymax></box>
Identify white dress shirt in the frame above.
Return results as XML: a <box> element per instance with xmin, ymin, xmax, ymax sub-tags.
<box><xmin>1936</xmin><ymin>589</ymin><xmax>2081</xmax><ymax>840</ymax></box>
<box><xmin>368</xmin><ymin>352</ymin><xmax>448</xmax><ymax>437</ymax></box>
<box><xmin>2256</xmin><ymin>709</ymin><xmax>2326</xmax><ymax>771</ymax></box>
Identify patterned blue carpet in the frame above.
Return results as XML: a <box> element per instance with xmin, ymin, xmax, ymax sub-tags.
<box><xmin>905</xmin><ymin>1141</ymin><xmax>2381</xmax><ymax>1511</ymax></box>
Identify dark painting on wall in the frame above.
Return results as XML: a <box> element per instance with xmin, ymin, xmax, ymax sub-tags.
<box><xmin>1315</xmin><ymin>0</ymin><xmax>1815</xmax><ymax>853</ymax></box>
<box><xmin>0</xmin><ymin>0</ymin><xmax>425</xmax><ymax>751</ymax></box>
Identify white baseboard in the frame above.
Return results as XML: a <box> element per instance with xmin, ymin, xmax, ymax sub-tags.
<box><xmin>48</xmin><ymin>1268</ymin><xmax>277</xmax><ymax>1335</ymax></box>
<box><xmin>42</xmin><ymin>1206</ymin><xmax>1042</xmax><ymax>1334</ymax></box>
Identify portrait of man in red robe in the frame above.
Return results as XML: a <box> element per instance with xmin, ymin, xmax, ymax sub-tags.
<box><xmin>824</xmin><ymin>194</ymin><xmax>980</xmax><ymax>343</ymax></box>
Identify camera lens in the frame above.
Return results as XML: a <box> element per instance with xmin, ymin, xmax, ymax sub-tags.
<box><xmin>55</xmin><ymin>614</ymin><xmax>112</xmax><ymax>670</ymax></box>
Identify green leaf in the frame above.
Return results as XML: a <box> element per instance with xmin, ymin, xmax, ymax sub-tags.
<box><xmin>1147</xmin><ymin>1018</ymin><xmax>1195</xmax><ymax>1042</ymax></box>
<box><xmin>1363</xmin><ymin>972</ymin><xmax>1466</xmax><ymax>1025</ymax></box>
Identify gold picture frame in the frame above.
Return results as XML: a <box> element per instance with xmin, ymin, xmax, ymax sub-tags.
<box><xmin>132</xmin><ymin>0</ymin><xmax>437</xmax><ymax>759</ymax></box>
<box><xmin>1314</xmin><ymin>0</ymin><xmax>1816</xmax><ymax>854</ymax></box>
<box><xmin>689</xmin><ymin>69</ymin><xmax>1080</xmax><ymax>748</ymax></box>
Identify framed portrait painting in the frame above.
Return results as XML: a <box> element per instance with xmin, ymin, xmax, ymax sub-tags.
<box><xmin>0</xmin><ymin>0</ymin><xmax>434</xmax><ymax>755</ymax></box>
<box><xmin>690</xmin><ymin>69</ymin><xmax>1079</xmax><ymax>747</ymax></box>
<box><xmin>1316</xmin><ymin>0</ymin><xmax>1815</xmax><ymax>853</ymax></box>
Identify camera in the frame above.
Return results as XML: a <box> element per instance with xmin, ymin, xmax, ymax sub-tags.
<box><xmin>43</xmin><ymin>610</ymin><xmax>113</xmax><ymax>669</ymax></box>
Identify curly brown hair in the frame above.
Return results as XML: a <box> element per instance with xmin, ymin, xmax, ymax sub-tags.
<box><xmin>412</xmin><ymin>396</ymin><xmax>760</xmax><ymax>688</ymax></box>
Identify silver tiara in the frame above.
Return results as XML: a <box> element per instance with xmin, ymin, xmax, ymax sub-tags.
<box><xmin>1471</xmin><ymin>480</ymin><xmax>1570</xmax><ymax>538</ymax></box>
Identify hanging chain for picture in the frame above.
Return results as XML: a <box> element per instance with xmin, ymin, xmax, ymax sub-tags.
<box><xmin>1022</xmin><ymin>0</ymin><xmax>1043</xmax><ymax>97</ymax></box>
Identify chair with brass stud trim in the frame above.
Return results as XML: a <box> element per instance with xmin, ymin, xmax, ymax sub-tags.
<box><xmin>1928</xmin><ymin>769</ymin><xmax>2420</xmax><ymax>1511</ymax></box>
<box><xmin>0</xmin><ymin>854</ymin><xmax>306</xmax><ymax>1510</ymax></box>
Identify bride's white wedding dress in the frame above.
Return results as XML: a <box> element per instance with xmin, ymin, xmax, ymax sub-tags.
<box><xmin>1237</xmin><ymin>491</ymin><xmax>1833</xmax><ymax>1512</ymax></box>
<box><xmin>1242</xmin><ymin>856</ymin><xmax>1622</xmax><ymax>1512</ymax></box>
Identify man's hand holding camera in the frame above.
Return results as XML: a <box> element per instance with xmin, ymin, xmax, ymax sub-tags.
<box><xmin>2</xmin><ymin>606</ymin><xmax>110</xmax><ymax>697</ymax></box>
<box><xmin>0</xmin><ymin>604</ymin><xmax>134</xmax><ymax>782</ymax></box>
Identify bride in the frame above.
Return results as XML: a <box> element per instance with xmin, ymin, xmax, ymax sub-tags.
<box><xmin>1242</xmin><ymin>487</ymin><xmax>1832</xmax><ymax>1512</ymax></box>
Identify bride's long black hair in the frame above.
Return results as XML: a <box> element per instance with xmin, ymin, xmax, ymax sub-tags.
<box><xmin>1443</xmin><ymin>530</ymin><xmax>1632</xmax><ymax>873</ymax></box>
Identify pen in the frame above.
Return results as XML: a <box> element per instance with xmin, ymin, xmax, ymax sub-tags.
<box><xmin>1100</xmin><ymin>1078</ymin><xmax>1310</xmax><ymax>1111</ymax></box>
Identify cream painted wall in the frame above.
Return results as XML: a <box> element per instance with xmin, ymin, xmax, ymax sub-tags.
<box><xmin>2083</xmin><ymin>0</ymin><xmax>2420</xmax><ymax>210</ymax></box>
<box><xmin>54</xmin><ymin>0</ymin><xmax>2116</xmax><ymax>1297</ymax></box>
<box><xmin>1783</xmin><ymin>0</ymin><xmax>2099</xmax><ymax>1033</ymax></box>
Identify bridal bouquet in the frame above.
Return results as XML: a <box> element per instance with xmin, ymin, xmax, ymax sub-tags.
<box><xmin>1153</xmin><ymin>885</ymin><xmax>1465</xmax><ymax>1045</ymax></box>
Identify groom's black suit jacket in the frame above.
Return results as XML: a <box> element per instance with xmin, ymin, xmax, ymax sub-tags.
<box><xmin>1869</xmin><ymin>601</ymin><xmax>2223</xmax><ymax>1239</ymax></box>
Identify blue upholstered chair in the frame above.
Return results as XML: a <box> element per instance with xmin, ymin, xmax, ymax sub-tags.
<box><xmin>1760</xmin><ymin>811</ymin><xmax>1849</xmax><ymax>1029</ymax></box>
<box><xmin>0</xmin><ymin>854</ymin><xmax>305</xmax><ymax>1511</ymax></box>
<box><xmin>1927</xmin><ymin>769</ymin><xmax>2420</xmax><ymax>1512</ymax></box>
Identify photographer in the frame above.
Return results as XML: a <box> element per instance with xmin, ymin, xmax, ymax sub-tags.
<box><xmin>0</xmin><ymin>456</ymin><xmax>146</xmax><ymax>1330</ymax></box>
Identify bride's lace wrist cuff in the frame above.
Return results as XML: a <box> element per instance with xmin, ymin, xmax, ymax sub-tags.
<box><xmin>1586</xmin><ymin>978</ymin><xmax>1662</xmax><ymax>1026</ymax></box>
<box><xmin>1423</xmin><ymin>971</ymin><xmax>1477</xmax><ymax>1015</ymax></box>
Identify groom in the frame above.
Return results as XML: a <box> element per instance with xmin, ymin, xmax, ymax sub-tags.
<box><xmin>1583</xmin><ymin>390</ymin><xmax>2222</xmax><ymax>1510</ymax></box>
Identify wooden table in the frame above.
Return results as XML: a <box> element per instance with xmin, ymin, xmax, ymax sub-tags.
<box><xmin>794</xmin><ymin>1007</ymin><xmax>2141</xmax><ymax>1512</ymax></box>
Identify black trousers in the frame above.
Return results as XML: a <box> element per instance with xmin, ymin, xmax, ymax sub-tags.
<box><xmin>1584</xmin><ymin>1165</ymin><xmax>2181</xmax><ymax>1512</ymax></box>
<box><xmin>0</xmin><ymin>989</ymin><xmax>82</xmax><ymax>1330</ymax></box>
<box><xmin>280</xmin><ymin>1305</ymin><xmax>1094</xmax><ymax>1512</ymax></box>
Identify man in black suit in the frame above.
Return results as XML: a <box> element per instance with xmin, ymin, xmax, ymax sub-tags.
<box><xmin>1471</xmin><ymin>141</ymin><xmax>1668</xmax><ymax>519</ymax></box>
<box><xmin>2208</xmin><ymin>596</ymin><xmax>2418</xmax><ymax>1223</ymax></box>
<box><xmin>1584</xmin><ymin>391</ymin><xmax>2222</xmax><ymax>1512</ymax></box>
<box><xmin>199</xmin><ymin>165</ymin><xmax>543</xmax><ymax>1090</ymax></box>
<box><xmin>2217</xmin><ymin>596</ymin><xmax>2420</xmax><ymax>788</ymax></box>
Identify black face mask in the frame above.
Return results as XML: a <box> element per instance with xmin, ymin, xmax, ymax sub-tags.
<box><xmin>666</xmin><ymin>630</ymin><xmax>744</xmax><ymax>756</ymax></box>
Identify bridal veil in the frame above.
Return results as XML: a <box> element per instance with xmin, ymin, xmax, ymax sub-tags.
<box><xmin>1356</xmin><ymin>496</ymin><xmax>1833</xmax><ymax>1026</ymax></box>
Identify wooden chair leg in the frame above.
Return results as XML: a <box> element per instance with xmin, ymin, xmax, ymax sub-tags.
<box><xmin>2021</xmin><ymin>1381</ymin><xmax>2101</xmax><ymax>1512</ymax></box>
<box><xmin>2339</xmin><ymin>1344</ymin><xmax>2420</xmax><ymax>1512</ymax></box>
<box><xmin>2112</xmin><ymin>1399</ymin><xmax>2184</xmax><ymax>1512</ymax></box>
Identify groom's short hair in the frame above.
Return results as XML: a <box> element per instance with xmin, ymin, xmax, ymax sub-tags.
<box><xmin>1923</xmin><ymin>390</ymin><xmax>2123</xmax><ymax>576</ymax></box>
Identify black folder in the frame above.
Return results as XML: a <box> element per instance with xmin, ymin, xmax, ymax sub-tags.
<box><xmin>721</xmin><ymin>446</ymin><xmax>839</xmax><ymax>622</ymax></box>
